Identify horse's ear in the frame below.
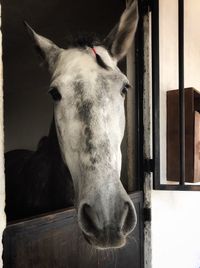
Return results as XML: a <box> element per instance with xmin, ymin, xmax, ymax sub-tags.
<box><xmin>103</xmin><ymin>0</ymin><xmax>139</xmax><ymax>61</ymax></box>
<box><xmin>24</xmin><ymin>21</ymin><xmax>61</xmax><ymax>70</ymax></box>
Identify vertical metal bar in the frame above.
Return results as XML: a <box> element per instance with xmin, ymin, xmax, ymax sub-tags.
<box><xmin>135</xmin><ymin>0</ymin><xmax>145</xmax><ymax>191</ymax></box>
<box><xmin>151</xmin><ymin>0</ymin><xmax>160</xmax><ymax>188</ymax></box>
<box><xmin>178</xmin><ymin>0</ymin><xmax>185</xmax><ymax>185</ymax></box>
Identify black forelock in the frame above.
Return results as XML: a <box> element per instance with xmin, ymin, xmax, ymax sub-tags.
<box><xmin>65</xmin><ymin>33</ymin><xmax>109</xmax><ymax>70</ymax></box>
<box><xmin>67</xmin><ymin>33</ymin><xmax>102</xmax><ymax>49</ymax></box>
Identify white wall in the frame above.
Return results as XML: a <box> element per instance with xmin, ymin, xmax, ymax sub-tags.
<box><xmin>152</xmin><ymin>191</ymin><xmax>200</xmax><ymax>268</ymax></box>
<box><xmin>152</xmin><ymin>0</ymin><xmax>200</xmax><ymax>267</ymax></box>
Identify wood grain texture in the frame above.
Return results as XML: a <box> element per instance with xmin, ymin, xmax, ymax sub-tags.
<box><xmin>167</xmin><ymin>88</ymin><xmax>200</xmax><ymax>182</ymax></box>
<box><xmin>3</xmin><ymin>192</ymin><xmax>144</xmax><ymax>268</ymax></box>
<box><xmin>194</xmin><ymin>111</ymin><xmax>200</xmax><ymax>181</ymax></box>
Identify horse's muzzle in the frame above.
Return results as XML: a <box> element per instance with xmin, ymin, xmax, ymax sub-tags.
<box><xmin>78</xmin><ymin>197</ymin><xmax>137</xmax><ymax>249</ymax></box>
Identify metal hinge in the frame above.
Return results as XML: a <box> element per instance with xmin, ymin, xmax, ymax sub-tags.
<box><xmin>144</xmin><ymin>159</ymin><xmax>154</xmax><ymax>173</ymax></box>
<box><xmin>144</xmin><ymin>207</ymin><xmax>151</xmax><ymax>222</ymax></box>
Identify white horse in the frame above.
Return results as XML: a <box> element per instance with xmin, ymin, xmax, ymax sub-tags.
<box><xmin>7</xmin><ymin>0</ymin><xmax>139</xmax><ymax>249</ymax></box>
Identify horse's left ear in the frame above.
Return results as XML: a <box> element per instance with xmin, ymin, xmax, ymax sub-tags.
<box><xmin>24</xmin><ymin>21</ymin><xmax>62</xmax><ymax>70</ymax></box>
<box><xmin>103</xmin><ymin>0</ymin><xmax>139</xmax><ymax>61</ymax></box>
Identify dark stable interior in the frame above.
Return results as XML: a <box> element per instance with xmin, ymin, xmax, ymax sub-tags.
<box><xmin>2</xmin><ymin>0</ymin><xmax>125</xmax><ymax>151</ymax></box>
<box><xmin>2</xmin><ymin>0</ymin><xmax>132</xmax><ymax>220</ymax></box>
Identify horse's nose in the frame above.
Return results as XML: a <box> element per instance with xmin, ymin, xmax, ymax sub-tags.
<box><xmin>79</xmin><ymin>203</ymin><xmax>100</xmax><ymax>236</ymax></box>
<box><xmin>120</xmin><ymin>201</ymin><xmax>137</xmax><ymax>235</ymax></box>
<box><xmin>78</xmin><ymin>198</ymin><xmax>137</xmax><ymax>248</ymax></box>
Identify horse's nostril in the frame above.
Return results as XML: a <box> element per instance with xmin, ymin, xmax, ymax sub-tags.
<box><xmin>121</xmin><ymin>201</ymin><xmax>137</xmax><ymax>235</ymax></box>
<box><xmin>80</xmin><ymin>203</ymin><xmax>98</xmax><ymax>235</ymax></box>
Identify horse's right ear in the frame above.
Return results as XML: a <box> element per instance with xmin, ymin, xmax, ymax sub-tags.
<box><xmin>24</xmin><ymin>21</ymin><xmax>61</xmax><ymax>70</ymax></box>
<box><xmin>103</xmin><ymin>0</ymin><xmax>139</xmax><ymax>62</ymax></box>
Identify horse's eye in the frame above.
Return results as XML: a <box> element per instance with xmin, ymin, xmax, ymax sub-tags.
<box><xmin>121</xmin><ymin>83</ymin><xmax>131</xmax><ymax>96</ymax></box>
<box><xmin>49</xmin><ymin>87</ymin><xmax>62</xmax><ymax>101</ymax></box>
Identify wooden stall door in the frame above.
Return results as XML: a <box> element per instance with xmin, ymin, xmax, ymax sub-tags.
<box><xmin>3</xmin><ymin>192</ymin><xmax>144</xmax><ymax>268</ymax></box>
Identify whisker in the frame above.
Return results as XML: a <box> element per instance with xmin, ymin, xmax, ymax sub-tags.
<box><xmin>114</xmin><ymin>249</ymin><xmax>118</xmax><ymax>268</ymax></box>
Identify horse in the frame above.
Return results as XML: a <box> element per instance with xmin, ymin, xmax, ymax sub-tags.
<box><xmin>5</xmin><ymin>0</ymin><xmax>139</xmax><ymax>249</ymax></box>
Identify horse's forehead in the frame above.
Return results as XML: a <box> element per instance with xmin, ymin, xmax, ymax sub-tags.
<box><xmin>52</xmin><ymin>48</ymin><xmax>125</xmax><ymax>96</ymax></box>
<box><xmin>55</xmin><ymin>46</ymin><xmax>117</xmax><ymax>75</ymax></box>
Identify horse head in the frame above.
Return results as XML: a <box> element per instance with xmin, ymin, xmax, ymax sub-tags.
<box><xmin>25</xmin><ymin>0</ymin><xmax>139</xmax><ymax>249</ymax></box>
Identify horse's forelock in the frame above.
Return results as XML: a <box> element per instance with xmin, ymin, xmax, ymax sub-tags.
<box><xmin>66</xmin><ymin>33</ymin><xmax>101</xmax><ymax>49</ymax></box>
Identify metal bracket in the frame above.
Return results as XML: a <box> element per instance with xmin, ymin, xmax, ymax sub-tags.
<box><xmin>144</xmin><ymin>159</ymin><xmax>154</xmax><ymax>173</ymax></box>
<box><xmin>144</xmin><ymin>207</ymin><xmax>151</xmax><ymax>222</ymax></box>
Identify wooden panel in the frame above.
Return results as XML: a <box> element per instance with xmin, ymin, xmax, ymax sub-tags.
<box><xmin>167</xmin><ymin>88</ymin><xmax>195</xmax><ymax>182</ymax></box>
<box><xmin>194</xmin><ymin>112</ymin><xmax>200</xmax><ymax>181</ymax></box>
<box><xmin>167</xmin><ymin>90</ymin><xmax>180</xmax><ymax>181</ymax></box>
<box><xmin>3</xmin><ymin>192</ymin><xmax>144</xmax><ymax>268</ymax></box>
<box><xmin>194</xmin><ymin>90</ymin><xmax>200</xmax><ymax>112</ymax></box>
